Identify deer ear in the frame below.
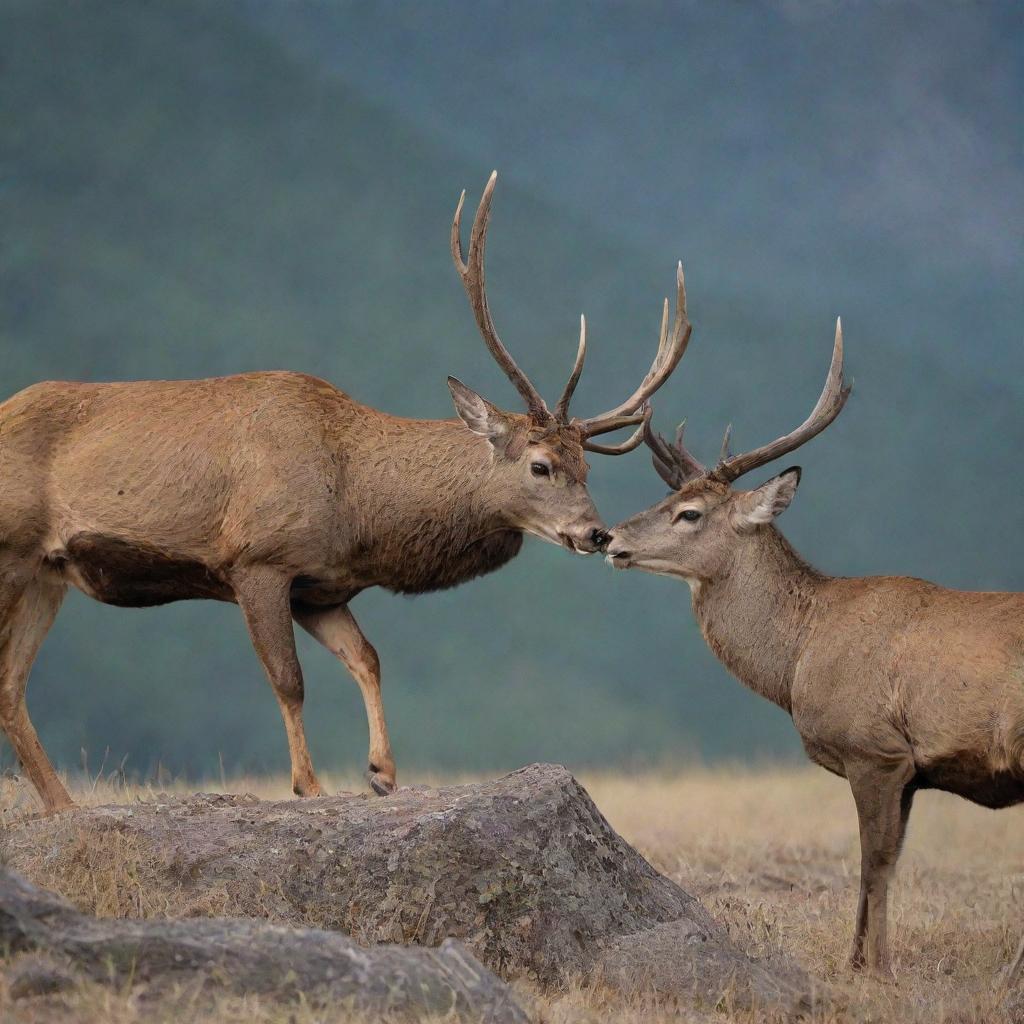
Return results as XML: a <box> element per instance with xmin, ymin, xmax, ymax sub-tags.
<box><xmin>447</xmin><ymin>377</ymin><xmax>513</xmax><ymax>447</ymax></box>
<box><xmin>733</xmin><ymin>467</ymin><xmax>802</xmax><ymax>532</ymax></box>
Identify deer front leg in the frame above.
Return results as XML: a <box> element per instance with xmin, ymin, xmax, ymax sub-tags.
<box><xmin>846</xmin><ymin>755</ymin><xmax>916</xmax><ymax>975</ymax></box>
<box><xmin>0</xmin><ymin>574</ymin><xmax>73</xmax><ymax>814</ymax></box>
<box><xmin>233</xmin><ymin>569</ymin><xmax>321</xmax><ymax>798</ymax></box>
<box><xmin>292</xmin><ymin>603</ymin><xmax>396</xmax><ymax>796</ymax></box>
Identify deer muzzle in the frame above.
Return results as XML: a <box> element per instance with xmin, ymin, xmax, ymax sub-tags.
<box><xmin>602</xmin><ymin>534</ymin><xmax>632</xmax><ymax>568</ymax></box>
<box><xmin>558</xmin><ymin>525</ymin><xmax>609</xmax><ymax>555</ymax></box>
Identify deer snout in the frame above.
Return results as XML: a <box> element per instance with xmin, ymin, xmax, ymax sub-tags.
<box><xmin>559</xmin><ymin>524</ymin><xmax>608</xmax><ymax>555</ymax></box>
<box><xmin>603</xmin><ymin>534</ymin><xmax>632</xmax><ymax>568</ymax></box>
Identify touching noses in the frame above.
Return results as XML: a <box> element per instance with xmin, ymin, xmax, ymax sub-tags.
<box><xmin>602</xmin><ymin>532</ymin><xmax>632</xmax><ymax>566</ymax></box>
<box><xmin>557</xmin><ymin>524</ymin><xmax>610</xmax><ymax>557</ymax></box>
<box><xmin>559</xmin><ymin>524</ymin><xmax>609</xmax><ymax>554</ymax></box>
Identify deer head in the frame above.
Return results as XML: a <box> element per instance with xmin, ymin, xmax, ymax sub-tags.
<box><xmin>449</xmin><ymin>172</ymin><xmax>690</xmax><ymax>553</ymax></box>
<box><xmin>605</xmin><ymin>319</ymin><xmax>850</xmax><ymax>581</ymax></box>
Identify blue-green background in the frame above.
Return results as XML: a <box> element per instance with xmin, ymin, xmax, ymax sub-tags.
<box><xmin>2</xmin><ymin>0</ymin><xmax>1021</xmax><ymax>779</ymax></box>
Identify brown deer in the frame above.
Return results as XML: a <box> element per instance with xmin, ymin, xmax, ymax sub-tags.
<box><xmin>0</xmin><ymin>171</ymin><xmax>691</xmax><ymax>813</ymax></box>
<box><xmin>605</xmin><ymin>322</ymin><xmax>1024</xmax><ymax>977</ymax></box>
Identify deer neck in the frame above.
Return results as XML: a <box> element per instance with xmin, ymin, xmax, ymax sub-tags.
<box><xmin>396</xmin><ymin>428</ymin><xmax>511</xmax><ymax>533</ymax></box>
<box><xmin>692</xmin><ymin>526</ymin><xmax>827</xmax><ymax>714</ymax></box>
<box><xmin>338</xmin><ymin>418</ymin><xmax>523</xmax><ymax>593</ymax></box>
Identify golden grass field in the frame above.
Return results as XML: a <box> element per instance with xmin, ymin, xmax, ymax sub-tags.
<box><xmin>3</xmin><ymin>763</ymin><xmax>1024</xmax><ymax>1023</ymax></box>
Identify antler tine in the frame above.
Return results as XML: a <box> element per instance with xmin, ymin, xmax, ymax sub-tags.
<box><xmin>714</xmin><ymin>317</ymin><xmax>851</xmax><ymax>484</ymax></box>
<box><xmin>719</xmin><ymin>423</ymin><xmax>733</xmax><ymax>463</ymax></box>
<box><xmin>451</xmin><ymin>171</ymin><xmax>549</xmax><ymax>418</ymax></box>
<box><xmin>583</xmin><ymin>408</ymin><xmax>648</xmax><ymax>438</ymax></box>
<box><xmin>578</xmin><ymin>261</ymin><xmax>691</xmax><ymax>437</ymax></box>
<box><xmin>554</xmin><ymin>314</ymin><xmax>587</xmax><ymax>421</ymax></box>
<box><xmin>651</xmin><ymin>294</ymin><xmax>672</xmax><ymax>381</ymax></box>
<box><xmin>583</xmin><ymin>404</ymin><xmax>650</xmax><ymax>455</ymax></box>
<box><xmin>644</xmin><ymin>414</ymin><xmax>707</xmax><ymax>489</ymax></box>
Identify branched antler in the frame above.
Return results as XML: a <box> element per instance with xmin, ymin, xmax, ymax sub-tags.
<box><xmin>452</xmin><ymin>173</ymin><xmax>690</xmax><ymax>457</ymax></box>
<box><xmin>644</xmin><ymin>417</ymin><xmax>707</xmax><ymax>489</ymax></box>
<box><xmin>644</xmin><ymin>318</ymin><xmax>851</xmax><ymax>489</ymax></box>
<box><xmin>451</xmin><ymin>171</ymin><xmax>549</xmax><ymax>418</ymax></box>
<box><xmin>712</xmin><ymin>318</ymin><xmax>850</xmax><ymax>483</ymax></box>
<box><xmin>575</xmin><ymin>262</ymin><xmax>691</xmax><ymax>451</ymax></box>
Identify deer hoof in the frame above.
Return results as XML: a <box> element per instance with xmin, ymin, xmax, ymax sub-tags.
<box><xmin>366</xmin><ymin>763</ymin><xmax>396</xmax><ymax>796</ymax></box>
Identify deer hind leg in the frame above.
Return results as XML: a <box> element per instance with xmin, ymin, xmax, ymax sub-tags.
<box><xmin>293</xmin><ymin>603</ymin><xmax>395</xmax><ymax>796</ymax></box>
<box><xmin>233</xmin><ymin>569</ymin><xmax>321</xmax><ymax>798</ymax></box>
<box><xmin>998</xmin><ymin>727</ymin><xmax>1024</xmax><ymax>987</ymax></box>
<box><xmin>0</xmin><ymin>571</ymin><xmax>72</xmax><ymax>813</ymax></box>
<box><xmin>846</xmin><ymin>755</ymin><xmax>916</xmax><ymax>975</ymax></box>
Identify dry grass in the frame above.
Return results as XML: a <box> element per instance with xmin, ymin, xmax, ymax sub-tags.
<box><xmin>0</xmin><ymin>980</ymin><xmax>467</xmax><ymax>1024</ymax></box>
<box><xmin>0</xmin><ymin>982</ymin><xmax>391</xmax><ymax>1024</ymax></box>
<box><xmin>580</xmin><ymin>765</ymin><xmax>1024</xmax><ymax>1023</ymax></box>
<box><xmin>4</xmin><ymin>763</ymin><xmax>1024</xmax><ymax>1022</ymax></box>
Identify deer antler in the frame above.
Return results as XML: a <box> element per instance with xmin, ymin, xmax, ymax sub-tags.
<box><xmin>644</xmin><ymin>318</ymin><xmax>850</xmax><ymax>489</ymax></box>
<box><xmin>581</xmin><ymin>403</ymin><xmax>652</xmax><ymax>455</ymax></box>
<box><xmin>573</xmin><ymin>262</ymin><xmax>691</xmax><ymax>453</ymax></box>
<box><xmin>554</xmin><ymin>315</ymin><xmax>587</xmax><ymax>421</ymax></box>
<box><xmin>451</xmin><ymin>171</ymin><xmax>549</xmax><ymax>418</ymax></box>
<box><xmin>712</xmin><ymin>318</ymin><xmax>850</xmax><ymax>483</ymax></box>
<box><xmin>644</xmin><ymin>417</ymin><xmax>708</xmax><ymax>489</ymax></box>
<box><xmin>452</xmin><ymin>174</ymin><xmax>689</xmax><ymax>457</ymax></box>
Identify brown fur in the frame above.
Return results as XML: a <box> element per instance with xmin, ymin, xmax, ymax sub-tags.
<box><xmin>0</xmin><ymin>370</ymin><xmax>606</xmax><ymax>811</ymax></box>
<box><xmin>608</xmin><ymin>473</ymin><xmax>1024</xmax><ymax>975</ymax></box>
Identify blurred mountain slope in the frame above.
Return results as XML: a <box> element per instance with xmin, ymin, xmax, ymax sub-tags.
<box><xmin>0</xmin><ymin>0</ymin><xmax>1021</xmax><ymax>779</ymax></box>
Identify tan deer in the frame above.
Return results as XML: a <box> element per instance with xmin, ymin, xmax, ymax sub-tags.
<box><xmin>0</xmin><ymin>171</ymin><xmax>691</xmax><ymax>813</ymax></box>
<box><xmin>605</xmin><ymin>323</ymin><xmax>1024</xmax><ymax>977</ymax></box>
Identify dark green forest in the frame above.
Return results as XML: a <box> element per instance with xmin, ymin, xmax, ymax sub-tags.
<box><xmin>1</xmin><ymin>0</ymin><xmax>1021</xmax><ymax>781</ymax></box>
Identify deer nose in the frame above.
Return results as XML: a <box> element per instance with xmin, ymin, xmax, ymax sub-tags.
<box><xmin>603</xmin><ymin>534</ymin><xmax>632</xmax><ymax>566</ymax></box>
<box><xmin>589</xmin><ymin>527</ymin><xmax>610</xmax><ymax>550</ymax></box>
<box><xmin>563</xmin><ymin>526</ymin><xmax>606</xmax><ymax>554</ymax></box>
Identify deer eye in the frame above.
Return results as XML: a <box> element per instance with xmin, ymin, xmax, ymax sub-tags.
<box><xmin>530</xmin><ymin>462</ymin><xmax>551</xmax><ymax>478</ymax></box>
<box><xmin>674</xmin><ymin>508</ymin><xmax>702</xmax><ymax>523</ymax></box>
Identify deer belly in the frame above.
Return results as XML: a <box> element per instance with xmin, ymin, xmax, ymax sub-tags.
<box><xmin>907</xmin><ymin>667</ymin><xmax>1024</xmax><ymax>808</ymax></box>
<box><xmin>913</xmin><ymin>714</ymin><xmax>1024</xmax><ymax>809</ymax></box>
<box><xmin>51</xmin><ymin>533</ymin><xmax>232</xmax><ymax>607</ymax></box>
<box><xmin>914</xmin><ymin>749</ymin><xmax>1024</xmax><ymax>808</ymax></box>
<box><xmin>380</xmin><ymin>529</ymin><xmax>525</xmax><ymax>595</ymax></box>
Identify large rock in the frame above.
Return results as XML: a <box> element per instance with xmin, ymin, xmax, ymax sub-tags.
<box><xmin>4</xmin><ymin>763</ymin><xmax>809</xmax><ymax>1013</ymax></box>
<box><xmin>0</xmin><ymin>868</ymin><xmax>527</xmax><ymax>1022</ymax></box>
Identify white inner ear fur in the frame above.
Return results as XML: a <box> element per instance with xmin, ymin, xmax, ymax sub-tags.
<box><xmin>448</xmin><ymin>379</ymin><xmax>508</xmax><ymax>442</ymax></box>
<box><xmin>734</xmin><ymin>471</ymin><xmax>800</xmax><ymax>530</ymax></box>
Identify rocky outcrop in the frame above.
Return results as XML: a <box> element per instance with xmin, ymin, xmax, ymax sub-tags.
<box><xmin>5</xmin><ymin>763</ymin><xmax>809</xmax><ymax>1014</ymax></box>
<box><xmin>0</xmin><ymin>868</ymin><xmax>528</xmax><ymax>1022</ymax></box>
